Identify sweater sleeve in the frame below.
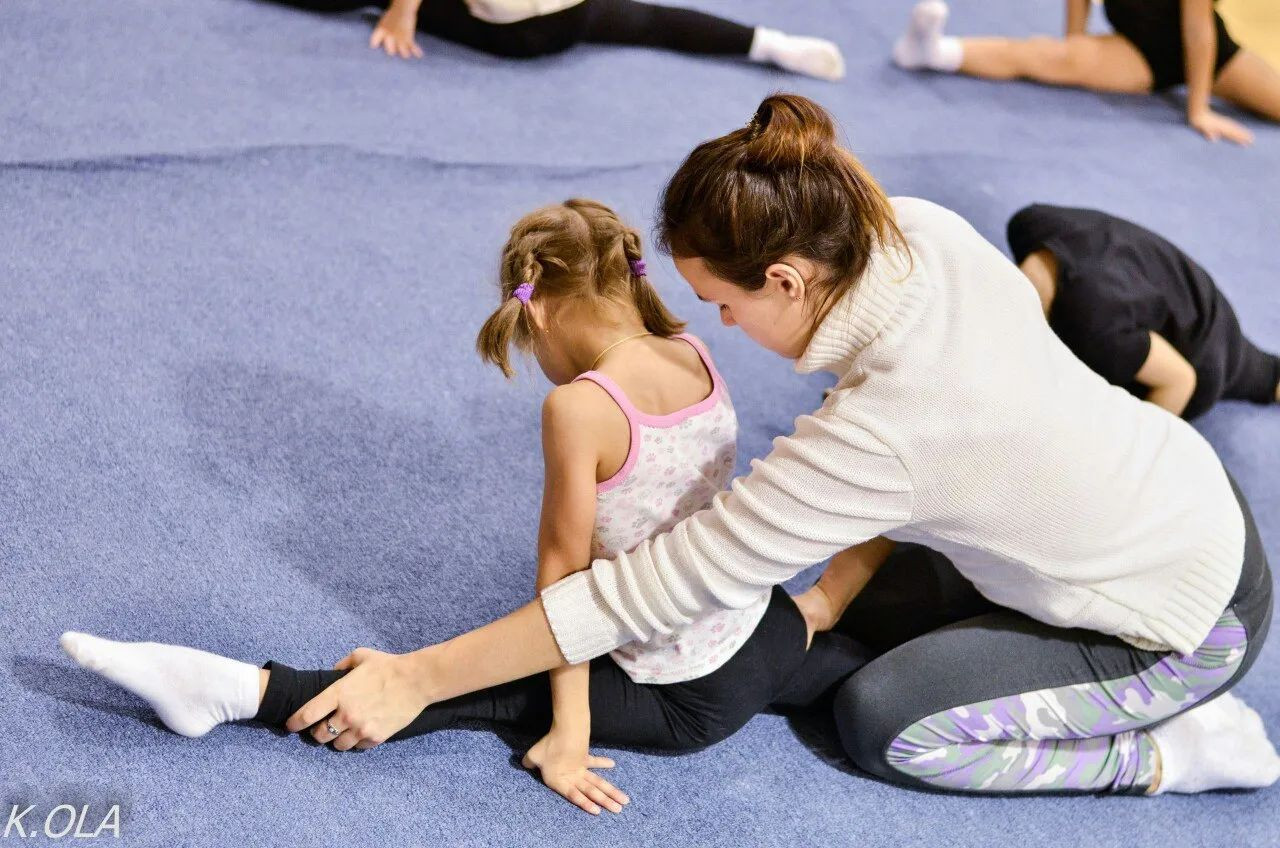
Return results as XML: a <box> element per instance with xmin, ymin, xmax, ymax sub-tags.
<box><xmin>539</xmin><ymin>401</ymin><xmax>915</xmax><ymax>664</ymax></box>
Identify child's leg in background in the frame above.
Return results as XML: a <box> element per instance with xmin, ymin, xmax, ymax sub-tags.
<box><xmin>1219</xmin><ymin>315</ymin><xmax>1280</xmax><ymax>406</ymax></box>
<box><xmin>580</xmin><ymin>0</ymin><xmax>844</xmax><ymax>80</ymax></box>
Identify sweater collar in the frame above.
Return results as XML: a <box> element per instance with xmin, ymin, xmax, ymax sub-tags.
<box><xmin>795</xmin><ymin>246</ymin><xmax>913</xmax><ymax>376</ymax></box>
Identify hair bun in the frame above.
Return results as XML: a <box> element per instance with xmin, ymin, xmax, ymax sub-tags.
<box><xmin>742</xmin><ymin>93</ymin><xmax>839</xmax><ymax>170</ymax></box>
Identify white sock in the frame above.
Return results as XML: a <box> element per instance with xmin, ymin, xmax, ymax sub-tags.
<box><xmin>749</xmin><ymin>27</ymin><xmax>846</xmax><ymax>81</ymax></box>
<box><xmin>892</xmin><ymin>0</ymin><xmax>963</xmax><ymax>73</ymax></box>
<box><xmin>1148</xmin><ymin>692</ymin><xmax>1280</xmax><ymax>794</ymax></box>
<box><xmin>60</xmin><ymin>631</ymin><xmax>261</xmax><ymax>738</ymax></box>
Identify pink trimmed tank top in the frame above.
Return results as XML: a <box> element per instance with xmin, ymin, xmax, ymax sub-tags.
<box><xmin>572</xmin><ymin>334</ymin><xmax>771</xmax><ymax>685</ymax></box>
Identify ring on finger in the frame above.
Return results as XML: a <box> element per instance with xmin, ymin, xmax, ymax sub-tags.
<box><xmin>325</xmin><ymin>720</ymin><xmax>340</xmax><ymax>737</ymax></box>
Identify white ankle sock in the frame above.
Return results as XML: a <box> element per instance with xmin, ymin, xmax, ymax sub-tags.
<box><xmin>749</xmin><ymin>27</ymin><xmax>846</xmax><ymax>81</ymax></box>
<box><xmin>1148</xmin><ymin>693</ymin><xmax>1280</xmax><ymax>794</ymax></box>
<box><xmin>60</xmin><ymin>631</ymin><xmax>261</xmax><ymax>738</ymax></box>
<box><xmin>892</xmin><ymin>0</ymin><xmax>963</xmax><ymax>73</ymax></box>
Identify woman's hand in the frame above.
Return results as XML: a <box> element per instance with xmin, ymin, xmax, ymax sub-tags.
<box><xmin>792</xmin><ymin>584</ymin><xmax>837</xmax><ymax>648</ymax></box>
<box><xmin>521</xmin><ymin>730</ymin><xmax>630</xmax><ymax>816</ymax></box>
<box><xmin>1188</xmin><ymin>107</ymin><xmax>1254</xmax><ymax>146</ymax></box>
<box><xmin>286</xmin><ymin>647</ymin><xmax>431</xmax><ymax>750</ymax></box>
<box><xmin>370</xmin><ymin>0</ymin><xmax>424</xmax><ymax>59</ymax></box>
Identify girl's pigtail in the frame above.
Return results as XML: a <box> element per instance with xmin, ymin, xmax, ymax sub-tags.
<box><xmin>476</xmin><ymin>248</ymin><xmax>543</xmax><ymax>379</ymax></box>
<box><xmin>622</xmin><ymin>230</ymin><xmax>685</xmax><ymax>337</ymax></box>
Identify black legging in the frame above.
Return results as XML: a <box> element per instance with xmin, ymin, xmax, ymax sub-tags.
<box><xmin>256</xmin><ymin>588</ymin><xmax>871</xmax><ymax>752</ymax></box>
<box><xmin>265</xmin><ymin>0</ymin><xmax>754</xmax><ymax>60</ymax></box>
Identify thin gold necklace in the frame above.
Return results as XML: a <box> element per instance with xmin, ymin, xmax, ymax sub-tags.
<box><xmin>590</xmin><ymin>332</ymin><xmax>653</xmax><ymax>371</ymax></box>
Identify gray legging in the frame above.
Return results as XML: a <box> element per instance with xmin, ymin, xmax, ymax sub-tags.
<box><xmin>830</xmin><ymin>473</ymin><xmax>1271</xmax><ymax>793</ymax></box>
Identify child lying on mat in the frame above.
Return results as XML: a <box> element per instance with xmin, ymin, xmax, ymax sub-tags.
<box><xmin>60</xmin><ymin>198</ymin><xmax>879</xmax><ymax>815</ymax></box>
<box><xmin>1008</xmin><ymin>203</ymin><xmax>1280</xmax><ymax>421</ymax></box>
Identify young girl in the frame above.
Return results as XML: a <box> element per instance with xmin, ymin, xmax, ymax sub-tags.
<box><xmin>59</xmin><ymin>198</ymin><xmax>870</xmax><ymax>815</ymax></box>
<box><xmin>265</xmin><ymin>0</ymin><xmax>845</xmax><ymax>80</ymax></box>
<box><xmin>892</xmin><ymin>0</ymin><xmax>1280</xmax><ymax>145</ymax></box>
<box><xmin>1008</xmin><ymin>202</ymin><xmax>1280</xmax><ymax>420</ymax></box>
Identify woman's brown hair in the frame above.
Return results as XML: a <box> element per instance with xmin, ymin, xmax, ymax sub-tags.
<box><xmin>657</xmin><ymin>93</ymin><xmax>907</xmax><ymax>323</ymax></box>
<box><xmin>476</xmin><ymin>198</ymin><xmax>685</xmax><ymax>378</ymax></box>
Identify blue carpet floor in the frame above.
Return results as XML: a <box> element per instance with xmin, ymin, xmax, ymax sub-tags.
<box><xmin>3</xmin><ymin>1</ymin><xmax>1278</xmax><ymax>845</ymax></box>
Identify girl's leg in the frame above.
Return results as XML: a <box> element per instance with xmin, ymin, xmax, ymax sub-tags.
<box><xmin>893</xmin><ymin>1</ymin><xmax>1153</xmax><ymax>93</ymax></box>
<box><xmin>833</xmin><ymin>480</ymin><xmax>1277</xmax><ymax>794</ymax></box>
<box><xmin>581</xmin><ymin>0</ymin><xmax>844</xmax><ymax>80</ymax></box>
<box><xmin>60</xmin><ymin>631</ymin><xmax>717</xmax><ymax>750</ymax></box>
<box><xmin>1213</xmin><ymin>50</ymin><xmax>1280</xmax><ymax>122</ymax></box>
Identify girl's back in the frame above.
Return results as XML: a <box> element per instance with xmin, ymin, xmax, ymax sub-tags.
<box><xmin>577</xmin><ymin>333</ymin><xmax>769</xmax><ymax>684</ymax></box>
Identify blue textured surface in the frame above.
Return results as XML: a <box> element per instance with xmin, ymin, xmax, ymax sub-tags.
<box><xmin>2</xmin><ymin>1</ymin><xmax>1278</xmax><ymax>845</ymax></box>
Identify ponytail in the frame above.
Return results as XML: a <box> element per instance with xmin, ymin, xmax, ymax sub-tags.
<box><xmin>658</xmin><ymin>93</ymin><xmax>907</xmax><ymax>320</ymax></box>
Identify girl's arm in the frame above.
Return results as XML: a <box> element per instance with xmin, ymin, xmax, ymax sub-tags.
<box><xmin>288</xmin><ymin>400</ymin><xmax>912</xmax><ymax>750</ymax></box>
<box><xmin>522</xmin><ymin>385</ymin><xmax>628</xmax><ymax>816</ymax></box>
<box><xmin>1135</xmin><ymin>331</ymin><xmax>1197</xmax><ymax>417</ymax></box>
<box><xmin>1181</xmin><ymin>0</ymin><xmax>1253</xmax><ymax>144</ymax></box>
<box><xmin>1065</xmin><ymin>0</ymin><xmax>1090</xmax><ymax>37</ymax></box>
<box><xmin>371</xmin><ymin>0</ymin><xmax>424</xmax><ymax>59</ymax></box>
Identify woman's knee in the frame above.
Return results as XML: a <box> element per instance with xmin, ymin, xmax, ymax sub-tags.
<box><xmin>830</xmin><ymin>670</ymin><xmax>906</xmax><ymax>780</ymax></box>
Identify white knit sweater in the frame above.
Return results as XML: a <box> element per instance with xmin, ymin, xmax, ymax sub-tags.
<box><xmin>540</xmin><ymin>197</ymin><xmax>1245</xmax><ymax>663</ymax></box>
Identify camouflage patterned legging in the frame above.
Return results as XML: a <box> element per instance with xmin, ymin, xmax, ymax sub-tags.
<box><xmin>830</xmin><ymin>474</ymin><xmax>1269</xmax><ymax>797</ymax></box>
<box><xmin>884</xmin><ymin>609</ymin><xmax>1247</xmax><ymax>793</ymax></box>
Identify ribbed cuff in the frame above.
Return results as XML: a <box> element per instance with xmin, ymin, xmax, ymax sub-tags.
<box><xmin>539</xmin><ymin>571</ymin><xmax>628</xmax><ymax>665</ymax></box>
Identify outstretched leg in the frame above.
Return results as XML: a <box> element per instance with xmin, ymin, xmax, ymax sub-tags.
<box><xmin>1214</xmin><ymin>49</ymin><xmax>1280</xmax><ymax>122</ymax></box>
<box><xmin>582</xmin><ymin>0</ymin><xmax>845</xmax><ymax>80</ymax></box>
<box><xmin>894</xmin><ymin>0</ymin><xmax>1153</xmax><ymax>93</ymax></box>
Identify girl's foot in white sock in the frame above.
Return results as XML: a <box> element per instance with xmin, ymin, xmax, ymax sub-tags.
<box><xmin>892</xmin><ymin>0</ymin><xmax>963</xmax><ymax>72</ymax></box>
<box><xmin>1149</xmin><ymin>692</ymin><xmax>1280</xmax><ymax>794</ymax></box>
<box><xmin>60</xmin><ymin>631</ymin><xmax>261</xmax><ymax>738</ymax></box>
<box><xmin>749</xmin><ymin>28</ymin><xmax>845</xmax><ymax>81</ymax></box>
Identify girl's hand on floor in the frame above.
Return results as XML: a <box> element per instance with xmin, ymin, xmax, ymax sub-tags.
<box><xmin>285</xmin><ymin>647</ymin><xmax>430</xmax><ymax>750</ymax></box>
<box><xmin>370</xmin><ymin>1</ymin><xmax>423</xmax><ymax>59</ymax></box>
<box><xmin>1188</xmin><ymin>108</ymin><xmax>1254</xmax><ymax>146</ymax></box>
<box><xmin>521</xmin><ymin>731</ymin><xmax>630</xmax><ymax>816</ymax></box>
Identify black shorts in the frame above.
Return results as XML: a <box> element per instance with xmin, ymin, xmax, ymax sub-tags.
<box><xmin>1103</xmin><ymin>0</ymin><xmax>1241</xmax><ymax>91</ymax></box>
<box><xmin>1105</xmin><ymin>0</ymin><xmax>1244</xmax><ymax>91</ymax></box>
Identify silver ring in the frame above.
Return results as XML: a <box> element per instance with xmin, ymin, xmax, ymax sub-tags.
<box><xmin>325</xmin><ymin>721</ymin><xmax>340</xmax><ymax>737</ymax></box>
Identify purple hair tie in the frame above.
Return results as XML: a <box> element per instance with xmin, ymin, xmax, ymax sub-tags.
<box><xmin>629</xmin><ymin>259</ymin><xmax>647</xmax><ymax>277</ymax></box>
<box><xmin>512</xmin><ymin>282</ymin><xmax>534</xmax><ymax>304</ymax></box>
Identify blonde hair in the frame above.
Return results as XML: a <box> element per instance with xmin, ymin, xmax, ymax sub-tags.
<box><xmin>476</xmin><ymin>198</ymin><xmax>686</xmax><ymax>378</ymax></box>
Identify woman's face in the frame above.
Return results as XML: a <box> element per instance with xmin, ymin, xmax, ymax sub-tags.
<box><xmin>674</xmin><ymin>256</ymin><xmax>817</xmax><ymax>359</ymax></box>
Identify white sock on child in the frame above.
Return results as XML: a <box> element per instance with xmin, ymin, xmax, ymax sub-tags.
<box><xmin>749</xmin><ymin>27</ymin><xmax>846</xmax><ymax>81</ymax></box>
<box><xmin>892</xmin><ymin>1</ymin><xmax>963</xmax><ymax>72</ymax></box>
<box><xmin>60</xmin><ymin>631</ymin><xmax>260</xmax><ymax>738</ymax></box>
<box><xmin>1148</xmin><ymin>692</ymin><xmax>1280</xmax><ymax>794</ymax></box>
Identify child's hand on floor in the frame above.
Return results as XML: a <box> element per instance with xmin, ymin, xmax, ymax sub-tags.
<box><xmin>1188</xmin><ymin>107</ymin><xmax>1254</xmax><ymax>146</ymax></box>
<box><xmin>370</xmin><ymin>0</ymin><xmax>424</xmax><ymax>59</ymax></box>
<box><xmin>521</xmin><ymin>730</ymin><xmax>630</xmax><ymax>816</ymax></box>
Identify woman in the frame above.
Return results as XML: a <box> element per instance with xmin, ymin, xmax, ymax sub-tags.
<box><xmin>892</xmin><ymin>0</ymin><xmax>1280</xmax><ymax>145</ymax></box>
<box><xmin>266</xmin><ymin>0</ymin><xmax>845</xmax><ymax>80</ymax></box>
<box><xmin>276</xmin><ymin>93</ymin><xmax>1277</xmax><ymax>795</ymax></box>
